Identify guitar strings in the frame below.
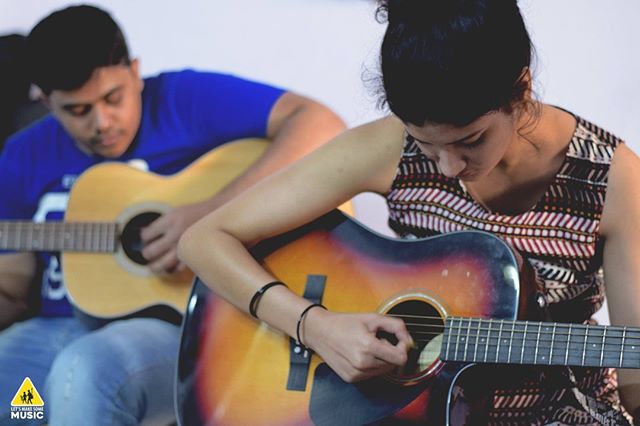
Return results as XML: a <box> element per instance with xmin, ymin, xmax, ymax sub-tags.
<box><xmin>404</xmin><ymin>327</ymin><xmax>640</xmax><ymax>344</ymax></box>
<box><xmin>401</xmin><ymin>321</ymin><xmax>640</xmax><ymax>340</ymax></box>
<box><xmin>385</xmin><ymin>314</ymin><xmax>640</xmax><ymax>344</ymax></box>
<box><xmin>404</xmin><ymin>329</ymin><xmax>640</xmax><ymax>360</ymax></box>
<box><xmin>404</xmin><ymin>326</ymin><xmax>640</xmax><ymax>346</ymax></box>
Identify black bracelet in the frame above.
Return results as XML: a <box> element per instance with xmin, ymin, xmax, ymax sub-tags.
<box><xmin>249</xmin><ymin>281</ymin><xmax>287</xmax><ymax>318</ymax></box>
<box><xmin>296</xmin><ymin>303</ymin><xmax>327</xmax><ymax>348</ymax></box>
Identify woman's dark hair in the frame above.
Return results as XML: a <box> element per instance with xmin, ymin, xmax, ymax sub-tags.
<box><xmin>377</xmin><ymin>0</ymin><xmax>533</xmax><ymax>126</ymax></box>
<box><xmin>26</xmin><ymin>5</ymin><xmax>130</xmax><ymax>95</ymax></box>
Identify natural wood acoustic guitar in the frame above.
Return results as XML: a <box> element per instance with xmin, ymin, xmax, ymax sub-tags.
<box><xmin>0</xmin><ymin>138</ymin><xmax>274</xmax><ymax>320</ymax></box>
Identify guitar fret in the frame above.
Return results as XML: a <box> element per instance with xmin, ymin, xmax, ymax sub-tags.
<box><xmin>74</xmin><ymin>223</ymin><xmax>80</xmax><ymax>250</ymax></box>
<box><xmin>82</xmin><ymin>223</ymin><xmax>87</xmax><ymax>251</ymax></box>
<box><xmin>27</xmin><ymin>224</ymin><xmax>33</xmax><ymax>250</ymax></box>
<box><xmin>97</xmin><ymin>223</ymin><xmax>101</xmax><ymax>251</ymax></box>
<box><xmin>484</xmin><ymin>318</ymin><xmax>492</xmax><ymax>363</ymax></box>
<box><xmin>507</xmin><ymin>321</ymin><xmax>514</xmax><ymax>363</ymax></box>
<box><xmin>100</xmin><ymin>223</ymin><xmax>105</xmax><ymax>252</ymax></box>
<box><xmin>565</xmin><ymin>323</ymin><xmax>572</xmax><ymax>365</ymax></box>
<box><xmin>494</xmin><ymin>319</ymin><xmax>503</xmax><ymax>362</ymax></box>
<box><xmin>102</xmin><ymin>223</ymin><xmax>108</xmax><ymax>252</ymax></box>
<box><xmin>473</xmin><ymin>318</ymin><xmax>480</xmax><ymax>362</ymax></box>
<box><xmin>454</xmin><ymin>318</ymin><xmax>462</xmax><ymax>361</ymax></box>
<box><xmin>66</xmin><ymin>223</ymin><xmax>72</xmax><ymax>250</ymax></box>
<box><xmin>463</xmin><ymin>318</ymin><xmax>471</xmax><ymax>362</ymax></box>
<box><xmin>107</xmin><ymin>223</ymin><xmax>112</xmax><ymax>251</ymax></box>
<box><xmin>49</xmin><ymin>222</ymin><xmax>55</xmax><ymax>251</ymax></box>
<box><xmin>92</xmin><ymin>223</ymin><xmax>98</xmax><ymax>252</ymax></box>
<box><xmin>520</xmin><ymin>322</ymin><xmax>527</xmax><ymax>364</ymax></box>
<box><xmin>581</xmin><ymin>326</ymin><xmax>588</xmax><ymax>366</ymax></box>
<box><xmin>444</xmin><ymin>318</ymin><xmax>453</xmax><ymax>360</ymax></box>
<box><xmin>620</xmin><ymin>327</ymin><xmax>627</xmax><ymax>367</ymax></box>
<box><xmin>534</xmin><ymin>322</ymin><xmax>542</xmax><ymax>363</ymax></box>
<box><xmin>84</xmin><ymin>223</ymin><xmax>91</xmax><ymax>251</ymax></box>
<box><xmin>549</xmin><ymin>323</ymin><xmax>556</xmax><ymax>364</ymax></box>
<box><xmin>83</xmin><ymin>223</ymin><xmax>89</xmax><ymax>251</ymax></box>
<box><xmin>600</xmin><ymin>327</ymin><xmax>607</xmax><ymax>367</ymax></box>
<box><xmin>111</xmin><ymin>223</ymin><xmax>117</xmax><ymax>251</ymax></box>
<box><xmin>59</xmin><ymin>223</ymin><xmax>66</xmax><ymax>250</ymax></box>
<box><xmin>98</xmin><ymin>223</ymin><xmax>104</xmax><ymax>252</ymax></box>
<box><xmin>90</xmin><ymin>223</ymin><xmax>95</xmax><ymax>251</ymax></box>
<box><xmin>34</xmin><ymin>223</ymin><xmax>42</xmax><ymax>250</ymax></box>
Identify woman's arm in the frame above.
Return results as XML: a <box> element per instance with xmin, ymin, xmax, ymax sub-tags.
<box><xmin>599</xmin><ymin>143</ymin><xmax>640</xmax><ymax>414</ymax></box>
<box><xmin>178</xmin><ymin>116</ymin><xmax>414</xmax><ymax>382</ymax></box>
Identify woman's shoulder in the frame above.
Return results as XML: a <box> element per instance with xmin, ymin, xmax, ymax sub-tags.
<box><xmin>348</xmin><ymin>115</ymin><xmax>404</xmax><ymax>139</ymax></box>
<box><xmin>598</xmin><ymin>143</ymin><xmax>639</xmax><ymax>236</ymax></box>
<box><xmin>314</xmin><ymin>115</ymin><xmax>405</xmax><ymax>194</ymax></box>
<box><xmin>325</xmin><ymin>115</ymin><xmax>405</xmax><ymax>158</ymax></box>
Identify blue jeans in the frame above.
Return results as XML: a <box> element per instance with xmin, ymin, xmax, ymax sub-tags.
<box><xmin>0</xmin><ymin>317</ymin><xmax>179</xmax><ymax>426</ymax></box>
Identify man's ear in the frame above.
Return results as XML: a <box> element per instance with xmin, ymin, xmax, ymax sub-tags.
<box><xmin>129</xmin><ymin>58</ymin><xmax>144</xmax><ymax>91</ymax></box>
<box><xmin>39</xmin><ymin>92</ymin><xmax>52</xmax><ymax>110</ymax></box>
<box><xmin>130</xmin><ymin>58</ymin><xmax>140</xmax><ymax>75</ymax></box>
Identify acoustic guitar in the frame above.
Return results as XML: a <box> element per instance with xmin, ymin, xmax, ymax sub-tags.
<box><xmin>176</xmin><ymin>209</ymin><xmax>640</xmax><ymax>426</ymax></box>
<box><xmin>0</xmin><ymin>139</ymin><xmax>270</xmax><ymax>320</ymax></box>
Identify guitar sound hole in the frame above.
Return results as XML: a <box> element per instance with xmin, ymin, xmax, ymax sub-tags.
<box><xmin>120</xmin><ymin>212</ymin><xmax>163</xmax><ymax>265</ymax></box>
<box><xmin>385</xmin><ymin>300</ymin><xmax>444</xmax><ymax>381</ymax></box>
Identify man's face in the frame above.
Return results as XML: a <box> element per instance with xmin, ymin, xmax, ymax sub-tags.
<box><xmin>45</xmin><ymin>60</ymin><xmax>144</xmax><ymax>158</ymax></box>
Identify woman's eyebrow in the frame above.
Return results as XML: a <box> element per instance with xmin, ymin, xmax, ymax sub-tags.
<box><xmin>408</xmin><ymin>129</ymin><xmax>483</xmax><ymax>145</ymax></box>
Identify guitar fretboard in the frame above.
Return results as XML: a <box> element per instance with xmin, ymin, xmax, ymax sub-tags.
<box><xmin>0</xmin><ymin>221</ymin><xmax>118</xmax><ymax>252</ymax></box>
<box><xmin>442</xmin><ymin>317</ymin><xmax>640</xmax><ymax>369</ymax></box>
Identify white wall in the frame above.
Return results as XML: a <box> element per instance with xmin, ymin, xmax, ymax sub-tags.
<box><xmin>2</xmin><ymin>2</ymin><xmax>638</xmax><ymax>322</ymax></box>
<box><xmin>3</xmin><ymin>0</ymin><xmax>638</xmax><ymax>233</ymax></box>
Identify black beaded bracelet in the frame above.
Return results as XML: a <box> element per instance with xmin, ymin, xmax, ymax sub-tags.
<box><xmin>249</xmin><ymin>281</ymin><xmax>287</xmax><ymax>318</ymax></box>
<box><xmin>296</xmin><ymin>303</ymin><xmax>327</xmax><ymax>348</ymax></box>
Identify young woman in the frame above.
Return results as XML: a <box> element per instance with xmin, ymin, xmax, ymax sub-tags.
<box><xmin>178</xmin><ymin>0</ymin><xmax>640</xmax><ymax>423</ymax></box>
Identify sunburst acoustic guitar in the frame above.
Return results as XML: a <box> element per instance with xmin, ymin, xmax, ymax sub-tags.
<box><xmin>0</xmin><ymin>138</ymin><xmax>275</xmax><ymax>320</ymax></box>
<box><xmin>176</xmin><ymin>209</ymin><xmax>640</xmax><ymax>426</ymax></box>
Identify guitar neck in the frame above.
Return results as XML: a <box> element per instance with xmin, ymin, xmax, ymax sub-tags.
<box><xmin>441</xmin><ymin>317</ymin><xmax>640</xmax><ymax>369</ymax></box>
<box><xmin>0</xmin><ymin>221</ymin><xmax>119</xmax><ymax>252</ymax></box>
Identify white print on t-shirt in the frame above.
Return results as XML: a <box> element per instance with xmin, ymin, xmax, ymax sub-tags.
<box><xmin>61</xmin><ymin>174</ymin><xmax>77</xmax><ymax>189</ymax></box>
<box><xmin>33</xmin><ymin>192</ymin><xmax>68</xmax><ymax>223</ymax></box>
<box><xmin>127</xmin><ymin>159</ymin><xmax>149</xmax><ymax>171</ymax></box>
<box><xmin>33</xmin><ymin>192</ymin><xmax>69</xmax><ymax>301</ymax></box>
<box><xmin>42</xmin><ymin>255</ymin><xmax>65</xmax><ymax>300</ymax></box>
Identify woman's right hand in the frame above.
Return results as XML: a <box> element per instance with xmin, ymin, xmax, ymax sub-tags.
<box><xmin>302</xmin><ymin>308</ymin><xmax>413</xmax><ymax>383</ymax></box>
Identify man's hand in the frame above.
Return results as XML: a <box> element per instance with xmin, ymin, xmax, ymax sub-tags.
<box><xmin>140</xmin><ymin>202</ymin><xmax>212</xmax><ymax>274</ymax></box>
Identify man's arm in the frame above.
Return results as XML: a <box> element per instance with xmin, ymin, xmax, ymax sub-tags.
<box><xmin>0</xmin><ymin>253</ymin><xmax>38</xmax><ymax>329</ymax></box>
<box><xmin>141</xmin><ymin>93</ymin><xmax>345</xmax><ymax>273</ymax></box>
<box><xmin>199</xmin><ymin>92</ymin><xmax>346</xmax><ymax>210</ymax></box>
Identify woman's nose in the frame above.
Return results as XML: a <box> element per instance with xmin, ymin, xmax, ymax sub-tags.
<box><xmin>438</xmin><ymin>150</ymin><xmax>467</xmax><ymax>178</ymax></box>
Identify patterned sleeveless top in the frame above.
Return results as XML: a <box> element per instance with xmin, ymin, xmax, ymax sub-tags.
<box><xmin>386</xmin><ymin>113</ymin><xmax>634</xmax><ymax>425</ymax></box>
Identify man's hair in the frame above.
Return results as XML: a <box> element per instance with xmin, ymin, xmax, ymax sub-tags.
<box><xmin>26</xmin><ymin>5</ymin><xmax>130</xmax><ymax>95</ymax></box>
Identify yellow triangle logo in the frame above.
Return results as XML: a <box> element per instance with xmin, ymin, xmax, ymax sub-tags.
<box><xmin>10</xmin><ymin>377</ymin><xmax>44</xmax><ymax>406</ymax></box>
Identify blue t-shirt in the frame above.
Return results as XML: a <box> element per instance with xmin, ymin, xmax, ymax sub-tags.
<box><xmin>0</xmin><ymin>69</ymin><xmax>284</xmax><ymax>317</ymax></box>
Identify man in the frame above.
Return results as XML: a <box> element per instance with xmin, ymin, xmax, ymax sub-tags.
<box><xmin>0</xmin><ymin>5</ymin><xmax>345</xmax><ymax>425</ymax></box>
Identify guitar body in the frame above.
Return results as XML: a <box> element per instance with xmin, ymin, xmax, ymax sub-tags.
<box><xmin>177</xmin><ymin>210</ymin><xmax>521</xmax><ymax>425</ymax></box>
<box><xmin>64</xmin><ymin>139</ymin><xmax>269</xmax><ymax>319</ymax></box>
